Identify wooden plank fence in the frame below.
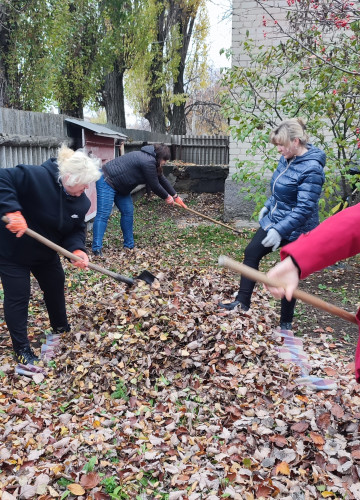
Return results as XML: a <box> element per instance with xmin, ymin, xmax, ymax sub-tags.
<box><xmin>0</xmin><ymin>108</ymin><xmax>230</xmax><ymax>168</ymax></box>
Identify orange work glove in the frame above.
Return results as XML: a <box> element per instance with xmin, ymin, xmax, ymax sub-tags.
<box><xmin>5</xmin><ymin>211</ymin><xmax>28</xmax><ymax>237</ymax></box>
<box><xmin>174</xmin><ymin>195</ymin><xmax>187</xmax><ymax>208</ymax></box>
<box><xmin>71</xmin><ymin>249</ymin><xmax>89</xmax><ymax>269</ymax></box>
<box><xmin>165</xmin><ymin>195</ymin><xmax>174</xmax><ymax>205</ymax></box>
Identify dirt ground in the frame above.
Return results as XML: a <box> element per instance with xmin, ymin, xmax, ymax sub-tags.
<box><xmin>175</xmin><ymin>192</ymin><xmax>360</xmax><ymax>355</ymax></box>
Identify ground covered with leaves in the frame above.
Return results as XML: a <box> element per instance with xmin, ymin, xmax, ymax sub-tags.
<box><xmin>1</xmin><ymin>194</ymin><xmax>360</xmax><ymax>500</ymax></box>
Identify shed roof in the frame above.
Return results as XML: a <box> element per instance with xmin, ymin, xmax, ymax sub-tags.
<box><xmin>65</xmin><ymin>118</ymin><xmax>128</xmax><ymax>140</ymax></box>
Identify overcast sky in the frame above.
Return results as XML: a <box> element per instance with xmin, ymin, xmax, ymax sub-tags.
<box><xmin>207</xmin><ymin>0</ymin><xmax>232</xmax><ymax>68</ymax></box>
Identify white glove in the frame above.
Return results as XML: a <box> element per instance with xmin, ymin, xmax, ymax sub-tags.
<box><xmin>261</xmin><ymin>228</ymin><xmax>282</xmax><ymax>251</ymax></box>
<box><xmin>258</xmin><ymin>206</ymin><xmax>269</xmax><ymax>222</ymax></box>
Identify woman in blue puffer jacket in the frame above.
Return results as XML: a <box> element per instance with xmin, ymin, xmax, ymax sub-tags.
<box><xmin>219</xmin><ymin>118</ymin><xmax>326</xmax><ymax>330</ymax></box>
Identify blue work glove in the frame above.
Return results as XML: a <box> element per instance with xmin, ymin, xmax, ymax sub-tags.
<box><xmin>258</xmin><ymin>206</ymin><xmax>269</xmax><ymax>222</ymax></box>
<box><xmin>261</xmin><ymin>228</ymin><xmax>281</xmax><ymax>251</ymax></box>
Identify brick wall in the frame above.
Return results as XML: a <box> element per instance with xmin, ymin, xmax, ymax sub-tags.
<box><xmin>225</xmin><ymin>1</ymin><xmax>286</xmax><ymax>220</ymax></box>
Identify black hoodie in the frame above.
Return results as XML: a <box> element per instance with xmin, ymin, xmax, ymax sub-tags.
<box><xmin>102</xmin><ymin>145</ymin><xmax>176</xmax><ymax>199</ymax></box>
<box><xmin>0</xmin><ymin>159</ymin><xmax>90</xmax><ymax>265</ymax></box>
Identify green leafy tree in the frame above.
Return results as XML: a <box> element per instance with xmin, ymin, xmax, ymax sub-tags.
<box><xmin>220</xmin><ymin>32</ymin><xmax>360</xmax><ymax>218</ymax></box>
<box><xmin>0</xmin><ymin>0</ymin><xmax>53</xmax><ymax>110</ymax></box>
<box><xmin>97</xmin><ymin>0</ymin><xmax>155</xmax><ymax>128</ymax></box>
<box><xmin>126</xmin><ymin>0</ymin><xmax>209</xmax><ymax>134</ymax></box>
<box><xmin>49</xmin><ymin>0</ymin><xmax>101</xmax><ymax>118</ymax></box>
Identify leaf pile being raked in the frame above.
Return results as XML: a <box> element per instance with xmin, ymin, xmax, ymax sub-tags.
<box><xmin>1</xmin><ymin>196</ymin><xmax>360</xmax><ymax>500</ymax></box>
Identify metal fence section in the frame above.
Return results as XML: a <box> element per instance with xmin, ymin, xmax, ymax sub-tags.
<box><xmin>172</xmin><ymin>134</ymin><xmax>229</xmax><ymax>165</ymax></box>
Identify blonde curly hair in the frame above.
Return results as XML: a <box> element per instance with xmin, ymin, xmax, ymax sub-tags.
<box><xmin>57</xmin><ymin>144</ymin><xmax>101</xmax><ymax>186</ymax></box>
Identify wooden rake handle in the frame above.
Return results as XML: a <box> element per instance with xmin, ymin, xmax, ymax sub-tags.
<box><xmin>1</xmin><ymin>216</ymin><xmax>134</xmax><ymax>285</ymax></box>
<box><xmin>218</xmin><ymin>255</ymin><xmax>358</xmax><ymax>325</ymax></box>
<box><xmin>175</xmin><ymin>203</ymin><xmax>243</xmax><ymax>235</ymax></box>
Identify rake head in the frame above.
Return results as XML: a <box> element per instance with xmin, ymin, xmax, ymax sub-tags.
<box><xmin>136</xmin><ymin>270</ymin><xmax>157</xmax><ymax>285</ymax></box>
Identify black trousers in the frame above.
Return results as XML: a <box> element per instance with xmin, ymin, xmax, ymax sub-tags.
<box><xmin>236</xmin><ymin>227</ymin><xmax>296</xmax><ymax>324</ymax></box>
<box><xmin>0</xmin><ymin>255</ymin><xmax>69</xmax><ymax>351</ymax></box>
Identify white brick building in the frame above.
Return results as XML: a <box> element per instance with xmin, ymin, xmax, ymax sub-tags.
<box><xmin>224</xmin><ymin>0</ymin><xmax>285</xmax><ymax>221</ymax></box>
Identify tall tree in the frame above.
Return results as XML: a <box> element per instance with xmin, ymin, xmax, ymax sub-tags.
<box><xmin>166</xmin><ymin>0</ymin><xmax>208</xmax><ymax>134</ymax></box>
<box><xmin>0</xmin><ymin>0</ymin><xmax>52</xmax><ymax>110</ymax></box>
<box><xmin>98</xmin><ymin>0</ymin><xmax>154</xmax><ymax>128</ymax></box>
<box><xmin>50</xmin><ymin>0</ymin><xmax>101</xmax><ymax>118</ymax></box>
<box><xmin>127</xmin><ymin>0</ymin><xmax>209</xmax><ymax>133</ymax></box>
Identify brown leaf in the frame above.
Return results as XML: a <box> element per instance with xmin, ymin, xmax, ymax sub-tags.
<box><xmin>309</xmin><ymin>432</ymin><xmax>325</xmax><ymax>446</ymax></box>
<box><xmin>291</xmin><ymin>421</ymin><xmax>309</xmax><ymax>433</ymax></box>
<box><xmin>94</xmin><ymin>493</ymin><xmax>110</xmax><ymax>500</ymax></box>
<box><xmin>323</xmin><ymin>367</ymin><xmax>337</xmax><ymax>377</ymax></box>
<box><xmin>269</xmin><ymin>435</ymin><xmax>288</xmax><ymax>448</ymax></box>
<box><xmin>80</xmin><ymin>472</ymin><xmax>101</xmax><ymax>489</ymax></box>
<box><xmin>275</xmin><ymin>461</ymin><xmax>290</xmax><ymax>476</ymax></box>
<box><xmin>316</xmin><ymin>412</ymin><xmax>331</xmax><ymax>430</ymax></box>
<box><xmin>225</xmin><ymin>406</ymin><xmax>242</xmax><ymax>417</ymax></box>
<box><xmin>256</xmin><ymin>485</ymin><xmax>273</xmax><ymax>497</ymax></box>
<box><xmin>67</xmin><ymin>484</ymin><xmax>85</xmax><ymax>496</ymax></box>
<box><xmin>331</xmin><ymin>404</ymin><xmax>344</xmax><ymax>419</ymax></box>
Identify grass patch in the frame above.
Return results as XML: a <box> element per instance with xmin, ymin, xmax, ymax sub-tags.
<box><xmin>104</xmin><ymin>197</ymin><xmax>257</xmax><ymax>267</ymax></box>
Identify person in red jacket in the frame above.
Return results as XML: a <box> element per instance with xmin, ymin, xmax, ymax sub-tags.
<box><xmin>265</xmin><ymin>203</ymin><xmax>360</xmax><ymax>382</ymax></box>
<box><xmin>0</xmin><ymin>145</ymin><xmax>101</xmax><ymax>365</ymax></box>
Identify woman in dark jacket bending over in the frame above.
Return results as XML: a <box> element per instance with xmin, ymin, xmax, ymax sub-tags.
<box><xmin>92</xmin><ymin>143</ymin><xmax>186</xmax><ymax>255</ymax></box>
<box><xmin>219</xmin><ymin>118</ymin><xmax>326</xmax><ymax>330</ymax></box>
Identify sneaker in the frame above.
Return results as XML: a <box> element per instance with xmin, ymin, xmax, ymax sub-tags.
<box><xmin>280</xmin><ymin>322</ymin><xmax>293</xmax><ymax>331</ymax></box>
<box><xmin>93</xmin><ymin>250</ymin><xmax>103</xmax><ymax>257</ymax></box>
<box><xmin>14</xmin><ymin>346</ymin><xmax>40</xmax><ymax>365</ymax></box>
<box><xmin>218</xmin><ymin>300</ymin><xmax>249</xmax><ymax>311</ymax></box>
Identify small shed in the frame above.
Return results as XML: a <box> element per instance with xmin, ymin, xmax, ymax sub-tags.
<box><xmin>65</xmin><ymin>118</ymin><xmax>128</xmax><ymax>221</ymax></box>
<box><xmin>65</xmin><ymin>118</ymin><xmax>127</xmax><ymax>164</ymax></box>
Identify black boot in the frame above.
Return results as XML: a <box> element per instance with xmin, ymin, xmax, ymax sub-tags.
<box><xmin>218</xmin><ymin>300</ymin><xmax>249</xmax><ymax>311</ymax></box>
<box><xmin>280</xmin><ymin>322</ymin><xmax>293</xmax><ymax>331</ymax></box>
<box><xmin>14</xmin><ymin>346</ymin><xmax>40</xmax><ymax>365</ymax></box>
<box><xmin>53</xmin><ymin>325</ymin><xmax>70</xmax><ymax>335</ymax></box>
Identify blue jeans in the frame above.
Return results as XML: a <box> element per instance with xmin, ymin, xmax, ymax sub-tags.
<box><xmin>92</xmin><ymin>175</ymin><xmax>134</xmax><ymax>251</ymax></box>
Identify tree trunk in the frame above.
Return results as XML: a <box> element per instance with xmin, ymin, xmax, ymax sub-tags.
<box><xmin>168</xmin><ymin>7</ymin><xmax>196</xmax><ymax>135</ymax></box>
<box><xmin>144</xmin><ymin>6</ymin><xmax>166</xmax><ymax>133</ymax></box>
<box><xmin>171</xmin><ymin>65</ymin><xmax>187</xmax><ymax>134</ymax></box>
<box><xmin>103</xmin><ymin>62</ymin><xmax>126</xmax><ymax>128</ymax></box>
<box><xmin>145</xmin><ymin>96</ymin><xmax>167</xmax><ymax>133</ymax></box>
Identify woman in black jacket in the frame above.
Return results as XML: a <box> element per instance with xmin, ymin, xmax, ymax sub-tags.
<box><xmin>0</xmin><ymin>145</ymin><xmax>101</xmax><ymax>365</ymax></box>
<box><xmin>92</xmin><ymin>143</ymin><xmax>186</xmax><ymax>256</ymax></box>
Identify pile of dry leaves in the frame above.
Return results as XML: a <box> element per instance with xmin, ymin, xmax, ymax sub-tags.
<box><xmin>0</xmin><ymin>212</ymin><xmax>360</xmax><ymax>500</ymax></box>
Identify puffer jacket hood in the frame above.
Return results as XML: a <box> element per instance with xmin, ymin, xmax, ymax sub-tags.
<box><xmin>259</xmin><ymin>144</ymin><xmax>326</xmax><ymax>242</ymax></box>
<box><xmin>141</xmin><ymin>145</ymin><xmax>156</xmax><ymax>158</ymax></box>
<box><xmin>102</xmin><ymin>147</ymin><xmax>176</xmax><ymax>199</ymax></box>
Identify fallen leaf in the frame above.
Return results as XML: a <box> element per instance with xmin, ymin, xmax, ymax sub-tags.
<box><xmin>309</xmin><ymin>432</ymin><xmax>325</xmax><ymax>446</ymax></box>
<box><xmin>275</xmin><ymin>461</ymin><xmax>290</xmax><ymax>476</ymax></box>
<box><xmin>291</xmin><ymin>421</ymin><xmax>309</xmax><ymax>433</ymax></box>
<box><xmin>67</xmin><ymin>484</ymin><xmax>86</xmax><ymax>496</ymax></box>
<box><xmin>80</xmin><ymin>472</ymin><xmax>101</xmax><ymax>489</ymax></box>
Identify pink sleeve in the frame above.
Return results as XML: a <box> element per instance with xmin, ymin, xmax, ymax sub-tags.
<box><xmin>280</xmin><ymin>204</ymin><xmax>360</xmax><ymax>279</ymax></box>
